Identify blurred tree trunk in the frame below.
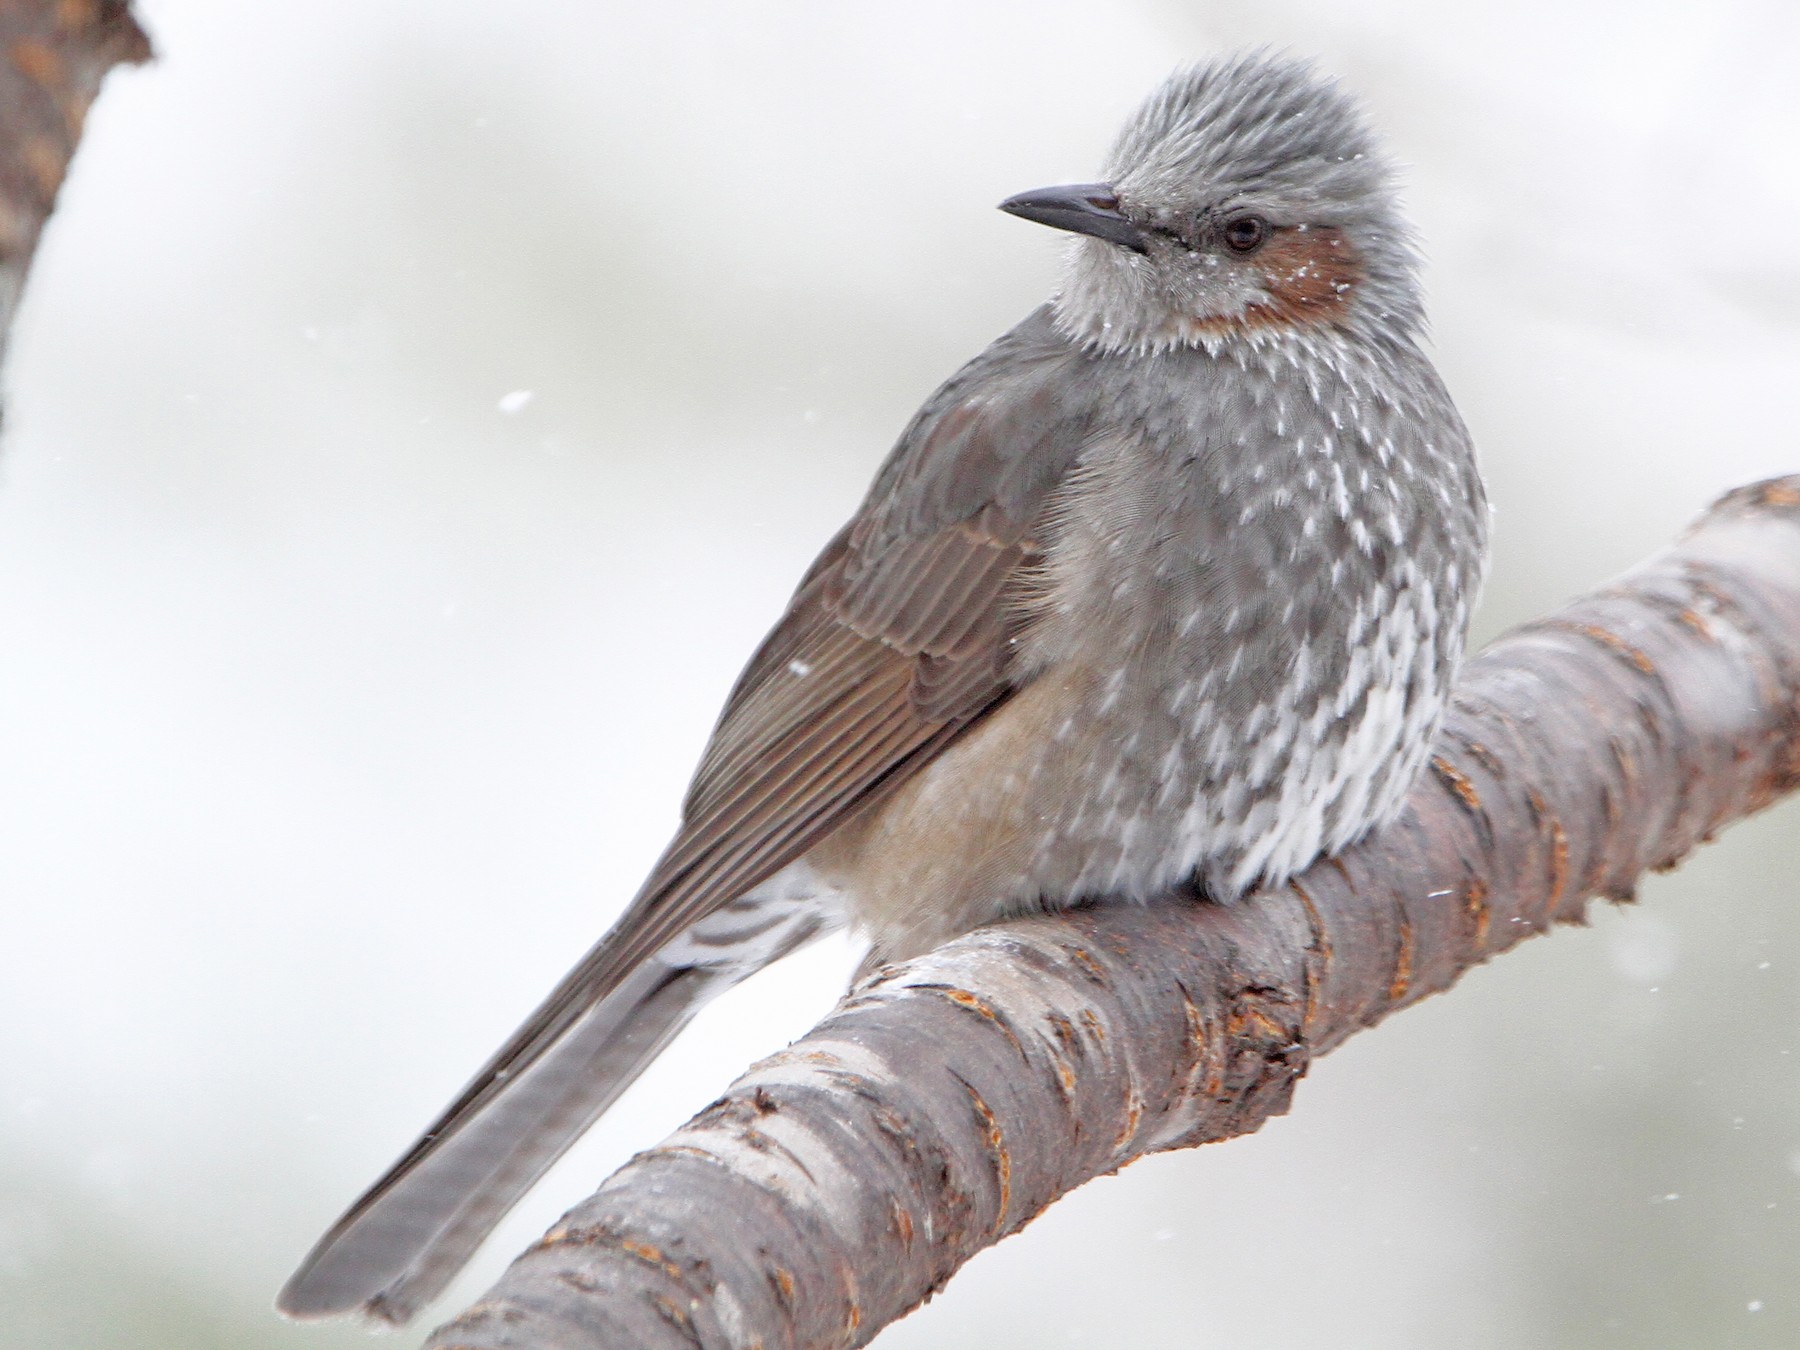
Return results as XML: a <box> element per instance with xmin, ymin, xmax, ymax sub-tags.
<box><xmin>426</xmin><ymin>477</ymin><xmax>1800</xmax><ymax>1350</ymax></box>
<box><xmin>0</xmin><ymin>0</ymin><xmax>148</xmax><ymax>399</ymax></box>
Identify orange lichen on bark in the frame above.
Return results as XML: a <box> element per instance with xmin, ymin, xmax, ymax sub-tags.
<box><xmin>537</xmin><ymin>1225</ymin><xmax>679</xmax><ymax>1276</ymax></box>
<box><xmin>1066</xmin><ymin>946</ymin><xmax>1106</xmax><ymax>982</ymax></box>
<box><xmin>1464</xmin><ymin>877</ymin><xmax>1492</xmax><ymax>948</ymax></box>
<box><xmin>1112</xmin><ymin>1087</ymin><xmax>1145</xmax><ymax>1155</ymax></box>
<box><xmin>960</xmin><ymin>1080</ymin><xmax>1011</xmax><ymax>1217</ymax></box>
<box><xmin>649</xmin><ymin>1295</ymin><xmax>692</xmax><ymax>1334</ymax></box>
<box><xmin>1757</xmin><ymin>481</ymin><xmax>1800</xmax><ymax>508</ymax></box>
<box><xmin>1430</xmin><ymin>755</ymin><xmax>1483</xmax><ymax>811</ymax></box>
<box><xmin>1387</xmin><ymin>915</ymin><xmax>1415</xmax><ymax>1002</ymax></box>
<box><xmin>889</xmin><ymin>1197</ymin><xmax>914</xmax><ymax>1248</ymax></box>
<box><xmin>1464</xmin><ymin>739</ymin><xmax>1505</xmax><ymax>776</ymax></box>
<box><xmin>1226</xmin><ymin>999</ymin><xmax>1290</xmax><ymax>1044</ymax></box>
<box><xmin>933</xmin><ymin>986</ymin><xmax>1026</xmax><ymax>1057</ymax></box>
<box><xmin>768</xmin><ymin>1266</ymin><xmax>796</xmax><ymax>1312</ymax></box>
<box><xmin>1077</xmin><ymin>1008</ymin><xmax>1107</xmax><ymax>1045</ymax></box>
<box><xmin>1677</xmin><ymin>607</ymin><xmax>1714</xmax><ymax>638</ymax></box>
<box><xmin>1560</xmin><ymin>621</ymin><xmax>1657</xmax><ymax>675</ymax></box>
<box><xmin>618</xmin><ymin>1241</ymin><xmax>681</xmax><ymax>1282</ymax></box>
<box><xmin>1547</xmin><ymin>817</ymin><xmax>1570</xmax><ymax>906</ymax></box>
<box><xmin>1288</xmin><ymin>878</ymin><xmax>1333</xmax><ymax>1036</ymax></box>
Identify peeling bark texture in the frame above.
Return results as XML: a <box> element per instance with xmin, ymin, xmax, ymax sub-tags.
<box><xmin>0</xmin><ymin>0</ymin><xmax>148</xmax><ymax>387</ymax></box>
<box><xmin>427</xmin><ymin>478</ymin><xmax>1800</xmax><ymax>1350</ymax></box>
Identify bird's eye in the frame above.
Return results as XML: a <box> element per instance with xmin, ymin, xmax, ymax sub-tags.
<box><xmin>1221</xmin><ymin>215</ymin><xmax>1270</xmax><ymax>254</ymax></box>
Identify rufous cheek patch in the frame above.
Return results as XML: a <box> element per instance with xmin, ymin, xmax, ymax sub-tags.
<box><xmin>1248</xmin><ymin>225</ymin><xmax>1363</xmax><ymax>326</ymax></box>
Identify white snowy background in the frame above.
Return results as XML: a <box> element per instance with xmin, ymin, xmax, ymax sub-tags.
<box><xmin>3</xmin><ymin>2</ymin><xmax>1799</xmax><ymax>1347</ymax></box>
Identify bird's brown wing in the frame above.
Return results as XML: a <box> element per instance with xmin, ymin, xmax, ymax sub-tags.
<box><xmin>487</xmin><ymin>307</ymin><xmax>1100</xmax><ymax>1048</ymax></box>
<box><xmin>289</xmin><ymin>309</ymin><xmax>1100</xmax><ymax>1309</ymax></box>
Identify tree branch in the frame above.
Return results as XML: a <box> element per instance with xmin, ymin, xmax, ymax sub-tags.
<box><xmin>426</xmin><ymin>477</ymin><xmax>1800</xmax><ymax>1350</ymax></box>
<box><xmin>0</xmin><ymin>0</ymin><xmax>148</xmax><ymax>384</ymax></box>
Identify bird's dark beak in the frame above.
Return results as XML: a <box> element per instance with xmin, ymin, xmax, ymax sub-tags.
<box><xmin>998</xmin><ymin>182</ymin><xmax>1149</xmax><ymax>254</ymax></box>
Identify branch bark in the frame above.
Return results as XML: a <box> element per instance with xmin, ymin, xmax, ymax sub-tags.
<box><xmin>0</xmin><ymin>0</ymin><xmax>148</xmax><ymax>385</ymax></box>
<box><xmin>427</xmin><ymin>477</ymin><xmax>1800</xmax><ymax>1350</ymax></box>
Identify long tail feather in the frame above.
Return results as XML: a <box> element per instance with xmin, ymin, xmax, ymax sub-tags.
<box><xmin>279</xmin><ymin>877</ymin><xmax>835</xmax><ymax>1324</ymax></box>
<box><xmin>278</xmin><ymin>959</ymin><xmax>721</xmax><ymax>1322</ymax></box>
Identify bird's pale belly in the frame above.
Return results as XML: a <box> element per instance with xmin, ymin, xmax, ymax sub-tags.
<box><xmin>807</xmin><ymin>583</ymin><xmax>1445</xmax><ymax>968</ymax></box>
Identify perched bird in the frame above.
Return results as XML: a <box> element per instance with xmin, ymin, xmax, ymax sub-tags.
<box><xmin>281</xmin><ymin>53</ymin><xmax>1488</xmax><ymax>1323</ymax></box>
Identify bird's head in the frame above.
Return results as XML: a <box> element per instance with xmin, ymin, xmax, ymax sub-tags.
<box><xmin>1003</xmin><ymin>54</ymin><xmax>1422</xmax><ymax>354</ymax></box>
